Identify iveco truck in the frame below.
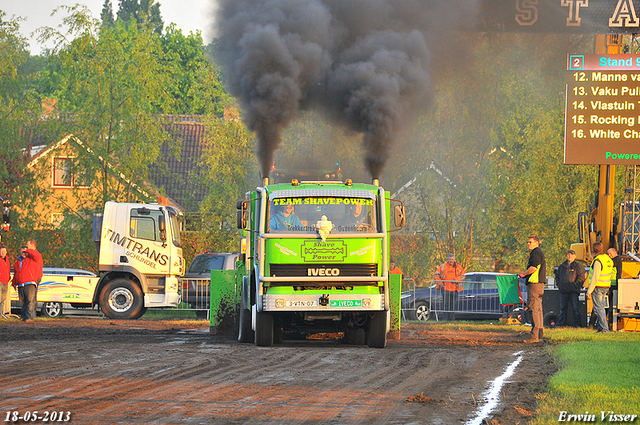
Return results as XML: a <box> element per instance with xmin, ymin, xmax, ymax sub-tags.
<box><xmin>236</xmin><ymin>176</ymin><xmax>405</xmax><ymax>347</ymax></box>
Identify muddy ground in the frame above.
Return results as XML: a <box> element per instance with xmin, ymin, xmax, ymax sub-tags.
<box><xmin>0</xmin><ymin>318</ymin><xmax>556</xmax><ymax>424</ymax></box>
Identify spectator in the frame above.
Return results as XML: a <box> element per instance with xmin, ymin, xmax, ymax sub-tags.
<box><xmin>16</xmin><ymin>240</ymin><xmax>43</xmax><ymax>322</ymax></box>
<box><xmin>518</xmin><ymin>236</ymin><xmax>546</xmax><ymax>343</ymax></box>
<box><xmin>607</xmin><ymin>247</ymin><xmax>622</xmax><ymax>324</ymax></box>
<box><xmin>587</xmin><ymin>242</ymin><xmax>613</xmax><ymax>333</ymax></box>
<box><xmin>555</xmin><ymin>249</ymin><xmax>586</xmax><ymax>327</ymax></box>
<box><xmin>0</xmin><ymin>244</ymin><xmax>10</xmax><ymax>316</ymax></box>
<box><xmin>434</xmin><ymin>254</ymin><xmax>465</xmax><ymax>320</ymax></box>
<box><xmin>389</xmin><ymin>259</ymin><xmax>403</xmax><ymax>278</ymax></box>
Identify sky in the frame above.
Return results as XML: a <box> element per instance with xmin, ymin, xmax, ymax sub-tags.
<box><xmin>0</xmin><ymin>0</ymin><xmax>218</xmax><ymax>54</ymax></box>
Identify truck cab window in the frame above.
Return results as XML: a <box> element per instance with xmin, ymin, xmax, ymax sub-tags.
<box><xmin>268</xmin><ymin>196</ymin><xmax>376</xmax><ymax>233</ymax></box>
<box><xmin>130</xmin><ymin>210</ymin><xmax>164</xmax><ymax>241</ymax></box>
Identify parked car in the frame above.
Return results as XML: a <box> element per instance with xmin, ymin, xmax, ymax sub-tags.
<box><xmin>10</xmin><ymin>267</ymin><xmax>99</xmax><ymax>318</ymax></box>
<box><xmin>401</xmin><ymin>272</ymin><xmax>527</xmax><ymax>321</ymax></box>
<box><xmin>183</xmin><ymin>252</ymin><xmax>239</xmax><ymax>318</ymax></box>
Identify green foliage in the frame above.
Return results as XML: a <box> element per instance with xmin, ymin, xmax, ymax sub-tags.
<box><xmin>0</xmin><ymin>12</ymin><xmax>40</xmax><ymax>196</ymax></box>
<box><xmin>100</xmin><ymin>0</ymin><xmax>115</xmax><ymax>29</ymax></box>
<box><xmin>160</xmin><ymin>25</ymin><xmax>231</xmax><ymax>115</ymax></box>
<box><xmin>116</xmin><ymin>0</ymin><xmax>163</xmax><ymax>35</ymax></box>
<box><xmin>37</xmin><ymin>5</ymin><xmax>171</xmax><ymax>209</ymax></box>
<box><xmin>0</xmin><ymin>210</ymin><xmax>98</xmax><ymax>272</ymax></box>
<box><xmin>389</xmin><ymin>34</ymin><xmax>598</xmax><ymax>274</ymax></box>
<box><xmin>197</xmin><ymin>117</ymin><xmax>258</xmax><ymax>252</ymax></box>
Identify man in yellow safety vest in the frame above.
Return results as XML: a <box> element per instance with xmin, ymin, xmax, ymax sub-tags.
<box><xmin>587</xmin><ymin>242</ymin><xmax>613</xmax><ymax>333</ymax></box>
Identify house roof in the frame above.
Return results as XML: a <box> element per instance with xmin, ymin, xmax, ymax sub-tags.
<box><xmin>148</xmin><ymin>115</ymin><xmax>209</xmax><ymax>213</ymax></box>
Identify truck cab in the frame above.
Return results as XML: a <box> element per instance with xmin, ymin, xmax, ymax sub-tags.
<box><xmin>94</xmin><ymin>201</ymin><xmax>184</xmax><ymax>319</ymax></box>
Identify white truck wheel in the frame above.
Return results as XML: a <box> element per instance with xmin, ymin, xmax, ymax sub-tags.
<box><xmin>99</xmin><ymin>279</ymin><xmax>144</xmax><ymax>320</ymax></box>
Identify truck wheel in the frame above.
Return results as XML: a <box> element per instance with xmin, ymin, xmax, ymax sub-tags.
<box><xmin>42</xmin><ymin>302</ymin><xmax>63</xmax><ymax>318</ymax></box>
<box><xmin>99</xmin><ymin>279</ymin><xmax>144</xmax><ymax>320</ymax></box>
<box><xmin>367</xmin><ymin>311</ymin><xmax>388</xmax><ymax>348</ymax></box>
<box><xmin>255</xmin><ymin>311</ymin><xmax>274</xmax><ymax>346</ymax></box>
<box><xmin>413</xmin><ymin>301</ymin><xmax>431</xmax><ymax>321</ymax></box>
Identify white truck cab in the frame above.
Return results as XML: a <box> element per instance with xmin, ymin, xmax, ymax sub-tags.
<box><xmin>94</xmin><ymin>201</ymin><xmax>184</xmax><ymax>319</ymax></box>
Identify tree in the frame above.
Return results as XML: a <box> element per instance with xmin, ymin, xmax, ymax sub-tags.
<box><xmin>198</xmin><ymin>117</ymin><xmax>257</xmax><ymax>253</ymax></box>
<box><xmin>160</xmin><ymin>25</ymin><xmax>231</xmax><ymax>115</ymax></box>
<box><xmin>0</xmin><ymin>11</ymin><xmax>40</xmax><ymax>198</ymax></box>
<box><xmin>116</xmin><ymin>0</ymin><xmax>163</xmax><ymax>35</ymax></box>
<box><xmin>36</xmin><ymin>5</ymin><xmax>172</xmax><ymax>210</ymax></box>
<box><xmin>100</xmin><ymin>0</ymin><xmax>115</xmax><ymax>29</ymax></box>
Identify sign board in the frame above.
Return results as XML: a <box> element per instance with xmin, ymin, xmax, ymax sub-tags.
<box><xmin>480</xmin><ymin>0</ymin><xmax>640</xmax><ymax>34</ymax></box>
<box><xmin>565</xmin><ymin>54</ymin><xmax>640</xmax><ymax>164</ymax></box>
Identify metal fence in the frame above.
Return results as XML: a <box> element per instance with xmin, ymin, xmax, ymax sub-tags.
<box><xmin>400</xmin><ymin>278</ymin><xmax>526</xmax><ymax>322</ymax></box>
<box><xmin>174</xmin><ymin>277</ymin><xmax>210</xmax><ymax>319</ymax></box>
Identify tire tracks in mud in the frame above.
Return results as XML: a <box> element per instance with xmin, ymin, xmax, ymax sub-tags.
<box><xmin>1</xmin><ymin>322</ymin><xmax>552</xmax><ymax>424</ymax></box>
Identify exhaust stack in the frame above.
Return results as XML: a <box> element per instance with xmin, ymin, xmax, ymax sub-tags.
<box><xmin>372</xmin><ymin>178</ymin><xmax>379</xmax><ymax>187</ymax></box>
<box><xmin>263</xmin><ymin>177</ymin><xmax>270</xmax><ymax>186</ymax></box>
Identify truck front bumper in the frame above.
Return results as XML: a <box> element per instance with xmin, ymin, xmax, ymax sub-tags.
<box><xmin>263</xmin><ymin>293</ymin><xmax>385</xmax><ymax>311</ymax></box>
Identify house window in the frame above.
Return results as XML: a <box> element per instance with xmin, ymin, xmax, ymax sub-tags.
<box><xmin>52</xmin><ymin>157</ymin><xmax>91</xmax><ymax>188</ymax></box>
<box><xmin>53</xmin><ymin>158</ymin><xmax>72</xmax><ymax>187</ymax></box>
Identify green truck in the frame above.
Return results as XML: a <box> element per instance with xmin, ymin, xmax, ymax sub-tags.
<box><xmin>234</xmin><ymin>175</ymin><xmax>405</xmax><ymax>347</ymax></box>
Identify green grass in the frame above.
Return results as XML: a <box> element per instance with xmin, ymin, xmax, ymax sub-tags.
<box><xmin>531</xmin><ymin>329</ymin><xmax>640</xmax><ymax>424</ymax></box>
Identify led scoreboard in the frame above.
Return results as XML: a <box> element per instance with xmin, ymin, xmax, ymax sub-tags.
<box><xmin>565</xmin><ymin>54</ymin><xmax>640</xmax><ymax>164</ymax></box>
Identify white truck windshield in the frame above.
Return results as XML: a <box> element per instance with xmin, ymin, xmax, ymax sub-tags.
<box><xmin>268</xmin><ymin>196</ymin><xmax>376</xmax><ymax>233</ymax></box>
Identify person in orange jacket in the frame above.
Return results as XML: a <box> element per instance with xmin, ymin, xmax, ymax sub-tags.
<box><xmin>434</xmin><ymin>254</ymin><xmax>466</xmax><ymax>320</ymax></box>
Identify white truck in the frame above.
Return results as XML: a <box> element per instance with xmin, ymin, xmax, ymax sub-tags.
<box><xmin>92</xmin><ymin>201</ymin><xmax>184</xmax><ymax>319</ymax></box>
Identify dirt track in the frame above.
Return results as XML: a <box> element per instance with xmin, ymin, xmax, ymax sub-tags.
<box><xmin>0</xmin><ymin>319</ymin><xmax>555</xmax><ymax>424</ymax></box>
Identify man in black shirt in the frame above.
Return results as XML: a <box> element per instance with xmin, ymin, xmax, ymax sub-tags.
<box><xmin>518</xmin><ymin>235</ymin><xmax>546</xmax><ymax>343</ymax></box>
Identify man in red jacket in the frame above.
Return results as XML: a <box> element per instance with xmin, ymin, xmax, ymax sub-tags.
<box><xmin>0</xmin><ymin>244</ymin><xmax>10</xmax><ymax>316</ymax></box>
<box><xmin>17</xmin><ymin>240</ymin><xmax>43</xmax><ymax>322</ymax></box>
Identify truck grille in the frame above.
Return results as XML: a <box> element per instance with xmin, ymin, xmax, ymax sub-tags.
<box><xmin>269</xmin><ymin>263</ymin><xmax>378</xmax><ymax>277</ymax></box>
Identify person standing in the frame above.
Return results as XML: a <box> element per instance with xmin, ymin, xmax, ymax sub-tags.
<box><xmin>518</xmin><ymin>236</ymin><xmax>546</xmax><ymax>343</ymax></box>
<box><xmin>389</xmin><ymin>259</ymin><xmax>403</xmax><ymax>278</ymax></box>
<box><xmin>17</xmin><ymin>240</ymin><xmax>43</xmax><ymax>322</ymax></box>
<box><xmin>0</xmin><ymin>244</ymin><xmax>10</xmax><ymax>316</ymax></box>
<box><xmin>607</xmin><ymin>247</ymin><xmax>622</xmax><ymax>325</ymax></box>
<box><xmin>555</xmin><ymin>249</ymin><xmax>586</xmax><ymax>327</ymax></box>
<box><xmin>434</xmin><ymin>254</ymin><xmax>465</xmax><ymax>321</ymax></box>
<box><xmin>587</xmin><ymin>242</ymin><xmax>613</xmax><ymax>333</ymax></box>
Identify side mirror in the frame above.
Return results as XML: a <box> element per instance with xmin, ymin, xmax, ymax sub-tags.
<box><xmin>236</xmin><ymin>201</ymin><xmax>248</xmax><ymax>229</ymax></box>
<box><xmin>159</xmin><ymin>215</ymin><xmax>167</xmax><ymax>241</ymax></box>
<box><xmin>394</xmin><ymin>204</ymin><xmax>406</xmax><ymax>228</ymax></box>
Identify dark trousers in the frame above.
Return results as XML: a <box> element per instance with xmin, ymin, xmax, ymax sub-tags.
<box><xmin>18</xmin><ymin>284</ymin><xmax>37</xmax><ymax>320</ymax></box>
<box><xmin>559</xmin><ymin>292</ymin><xmax>581</xmax><ymax>327</ymax></box>
<box><xmin>442</xmin><ymin>290</ymin><xmax>458</xmax><ymax>320</ymax></box>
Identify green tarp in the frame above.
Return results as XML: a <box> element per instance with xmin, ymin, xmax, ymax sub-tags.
<box><xmin>496</xmin><ymin>275</ymin><xmax>522</xmax><ymax>305</ymax></box>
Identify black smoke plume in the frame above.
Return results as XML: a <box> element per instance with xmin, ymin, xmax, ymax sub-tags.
<box><xmin>217</xmin><ymin>0</ymin><xmax>479</xmax><ymax>179</ymax></box>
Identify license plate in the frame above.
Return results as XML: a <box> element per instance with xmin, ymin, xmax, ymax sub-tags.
<box><xmin>285</xmin><ymin>300</ymin><xmax>317</xmax><ymax>307</ymax></box>
<box><xmin>330</xmin><ymin>300</ymin><xmax>362</xmax><ymax>308</ymax></box>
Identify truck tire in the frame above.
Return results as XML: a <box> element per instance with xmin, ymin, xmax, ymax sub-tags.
<box><xmin>99</xmin><ymin>279</ymin><xmax>145</xmax><ymax>320</ymax></box>
<box><xmin>367</xmin><ymin>311</ymin><xmax>388</xmax><ymax>348</ymax></box>
<box><xmin>42</xmin><ymin>302</ymin><xmax>63</xmax><ymax>318</ymax></box>
<box><xmin>255</xmin><ymin>311</ymin><xmax>274</xmax><ymax>346</ymax></box>
<box><xmin>238</xmin><ymin>286</ymin><xmax>255</xmax><ymax>342</ymax></box>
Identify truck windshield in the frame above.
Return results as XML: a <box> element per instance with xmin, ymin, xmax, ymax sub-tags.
<box><xmin>268</xmin><ymin>196</ymin><xmax>376</xmax><ymax>233</ymax></box>
<box><xmin>169</xmin><ymin>212</ymin><xmax>181</xmax><ymax>247</ymax></box>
